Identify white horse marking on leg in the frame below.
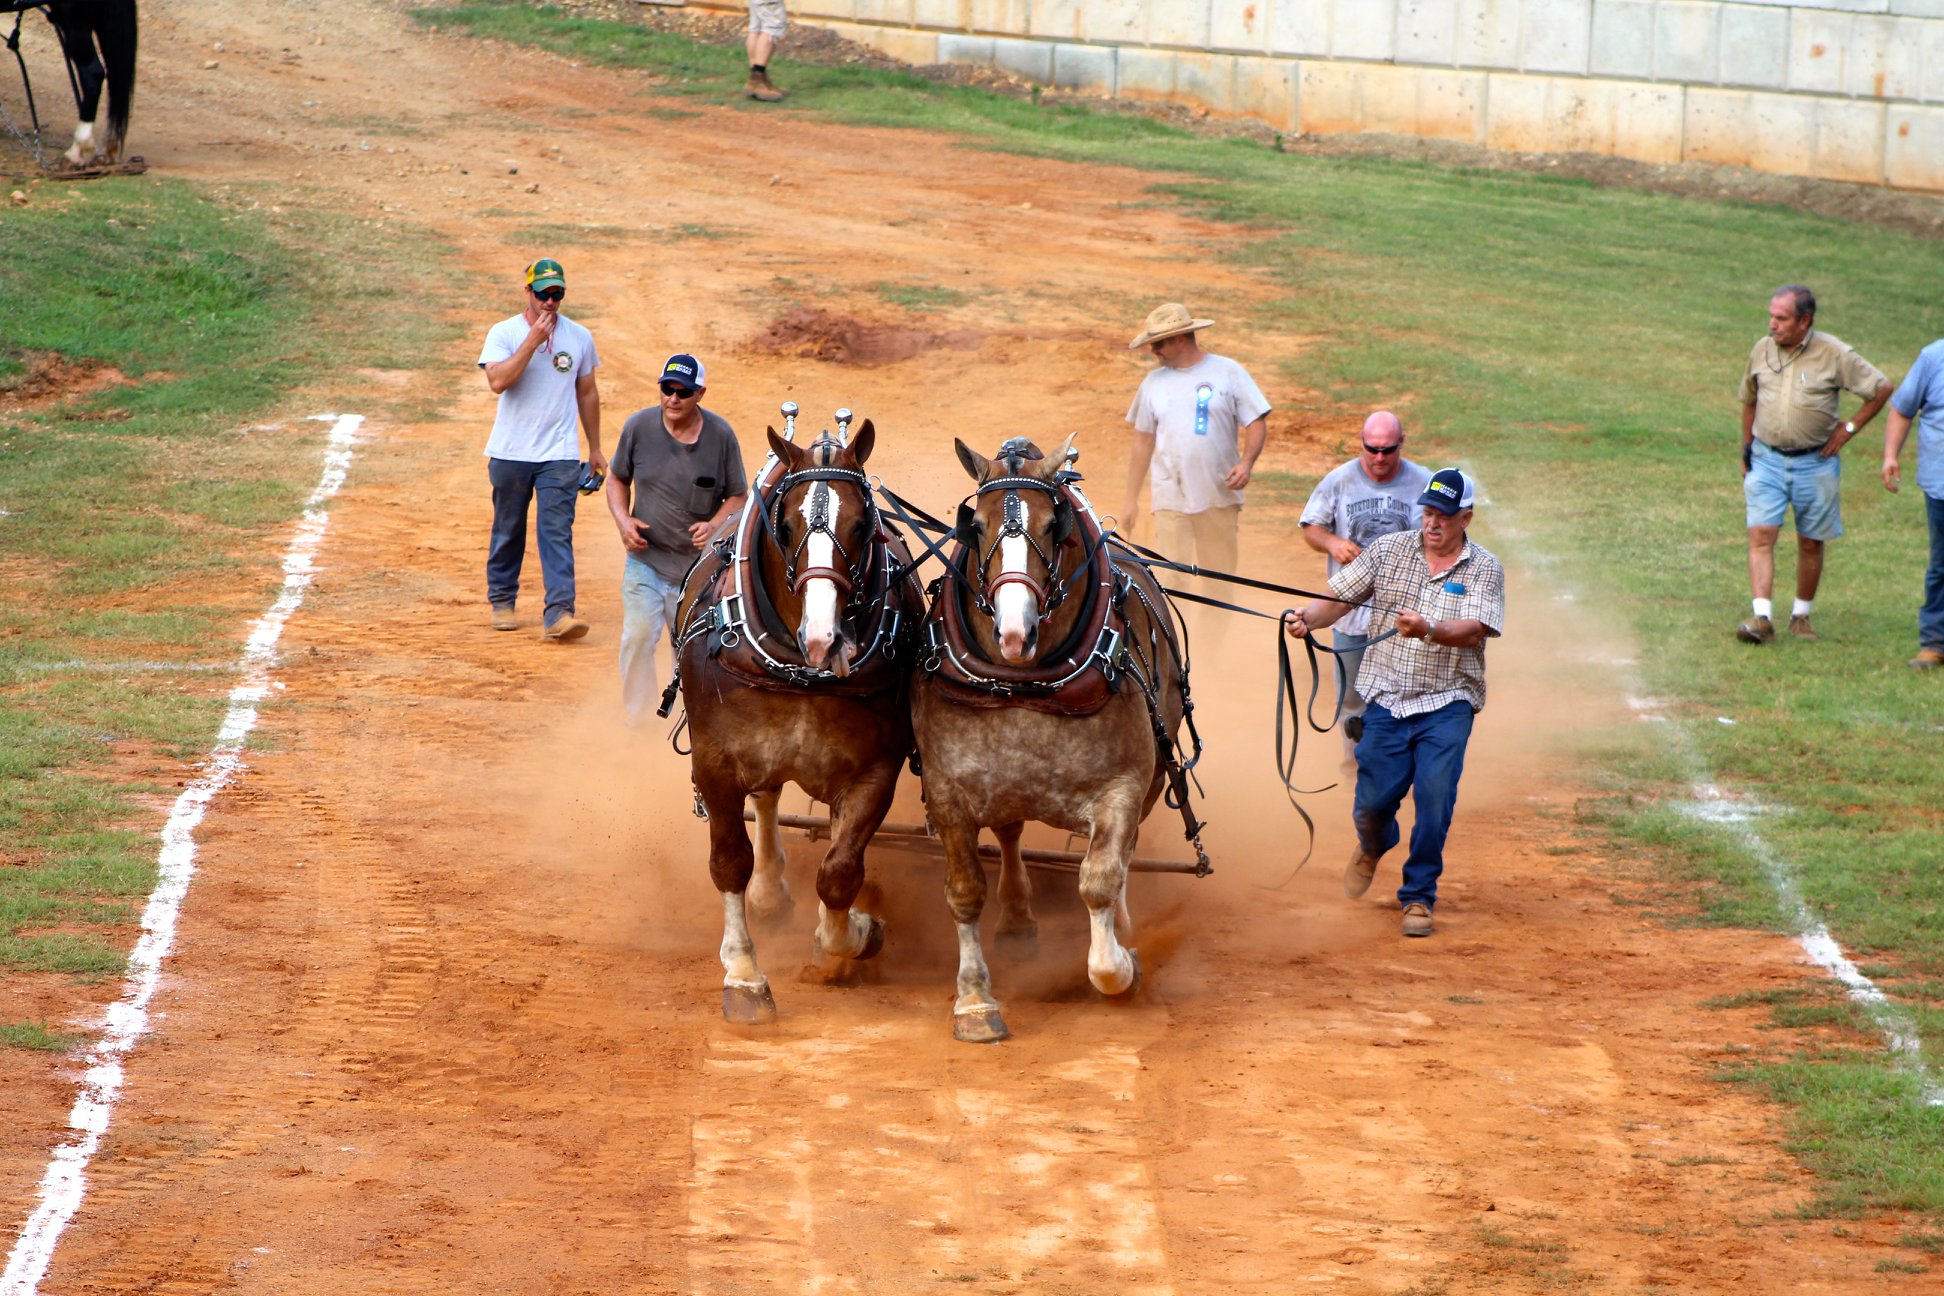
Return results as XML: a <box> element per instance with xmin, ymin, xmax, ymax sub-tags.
<box><xmin>720</xmin><ymin>891</ymin><xmax>766</xmax><ymax>992</ymax></box>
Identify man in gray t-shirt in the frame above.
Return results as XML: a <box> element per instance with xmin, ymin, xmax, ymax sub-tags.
<box><xmin>1300</xmin><ymin>411</ymin><xmax>1432</xmax><ymax>755</ymax></box>
<box><xmin>606</xmin><ymin>354</ymin><xmax>749</xmax><ymax>726</ymax></box>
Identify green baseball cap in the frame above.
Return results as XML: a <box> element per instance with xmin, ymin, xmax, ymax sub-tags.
<box><xmin>525</xmin><ymin>257</ymin><xmax>566</xmax><ymax>292</ymax></box>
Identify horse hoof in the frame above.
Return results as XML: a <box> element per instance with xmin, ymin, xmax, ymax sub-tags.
<box><xmin>855</xmin><ymin>913</ymin><xmax>886</xmax><ymax>961</ymax></box>
<box><xmin>995</xmin><ymin>924</ymin><xmax>1039</xmax><ymax>960</ymax></box>
<box><xmin>1102</xmin><ymin>950</ymin><xmax>1144</xmax><ymax>1003</ymax></box>
<box><xmin>953</xmin><ymin>1007</ymin><xmax>1010</xmax><ymax>1044</ymax></box>
<box><xmin>722</xmin><ymin>981</ymin><xmax>777</xmax><ymax>1024</ymax></box>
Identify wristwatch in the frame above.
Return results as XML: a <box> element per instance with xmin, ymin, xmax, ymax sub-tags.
<box><xmin>1844</xmin><ymin>420</ymin><xmax>1856</xmax><ymax>435</ymax></box>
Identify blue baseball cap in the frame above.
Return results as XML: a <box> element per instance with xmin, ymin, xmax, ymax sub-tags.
<box><xmin>1417</xmin><ymin>468</ymin><xmax>1476</xmax><ymax>515</ymax></box>
<box><xmin>658</xmin><ymin>353</ymin><xmax>706</xmax><ymax>392</ymax></box>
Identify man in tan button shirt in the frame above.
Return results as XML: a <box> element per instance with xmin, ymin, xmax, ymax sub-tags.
<box><xmin>1735</xmin><ymin>285</ymin><xmax>1891</xmax><ymax>644</ymax></box>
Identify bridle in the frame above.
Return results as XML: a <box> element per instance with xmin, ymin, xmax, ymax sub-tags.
<box><xmin>970</xmin><ymin>473</ymin><xmax>1074</xmax><ymax>612</ymax></box>
<box><xmin>767</xmin><ymin>434</ymin><xmax>879</xmax><ymax>609</ymax></box>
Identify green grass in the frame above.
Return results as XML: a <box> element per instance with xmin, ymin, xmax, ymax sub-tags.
<box><xmin>872</xmin><ymin>281</ymin><xmax>971</xmax><ymax>312</ymax></box>
<box><xmin>0</xmin><ymin>1022</ymin><xmax>83</xmax><ymax>1053</ymax></box>
<box><xmin>1</xmin><ymin>177</ymin><xmax>456</xmax><ymax>977</ymax></box>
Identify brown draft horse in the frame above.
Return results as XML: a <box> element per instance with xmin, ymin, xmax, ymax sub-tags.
<box><xmin>674</xmin><ymin>419</ymin><xmax>924</xmax><ymax>1023</ymax></box>
<box><xmin>910</xmin><ymin>436</ymin><xmax>1193</xmax><ymax>1043</ymax></box>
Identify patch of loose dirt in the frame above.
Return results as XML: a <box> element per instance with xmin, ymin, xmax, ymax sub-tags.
<box><xmin>0</xmin><ymin>353</ymin><xmax>128</xmax><ymax>414</ymax></box>
<box><xmin>0</xmin><ymin>1</ymin><xmax>1926</xmax><ymax>1292</ymax></box>
<box><xmin>750</xmin><ymin>306</ymin><xmax>984</xmax><ymax>366</ymax></box>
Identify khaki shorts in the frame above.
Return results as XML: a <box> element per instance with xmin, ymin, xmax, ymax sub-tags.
<box><xmin>748</xmin><ymin>0</ymin><xmax>787</xmax><ymax>40</ymax></box>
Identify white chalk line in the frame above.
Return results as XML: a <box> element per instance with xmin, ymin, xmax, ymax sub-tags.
<box><xmin>1</xmin><ymin>413</ymin><xmax>365</xmax><ymax>1296</ymax></box>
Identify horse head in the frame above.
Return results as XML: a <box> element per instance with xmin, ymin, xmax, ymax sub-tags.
<box><xmin>763</xmin><ymin>419</ymin><xmax>879</xmax><ymax>675</ymax></box>
<box><xmin>953</xmin><ymin>433</ymin><xmax>1080</xmax><ymax>664</ymax></box>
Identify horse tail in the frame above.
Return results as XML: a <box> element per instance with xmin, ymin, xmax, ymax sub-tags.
<box><xmin>95</xmin><ymin>0</ymin><xmax>138</xmax><ymax>152</ymax></box>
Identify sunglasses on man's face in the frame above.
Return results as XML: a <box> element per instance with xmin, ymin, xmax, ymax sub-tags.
<box><xmin>1362</xmin><ymin>442</ymin><xmax>1401</xmax><ymax>456</ymax></box>
<box><xmin>660</xmin><ymin>383</ymin><xmax>698</xmax><ymax>398</ymax></box>
<box><xmin>532</xmin><ymin>288</ymin><xmax>564</xmax><ymax>303</ymax></box>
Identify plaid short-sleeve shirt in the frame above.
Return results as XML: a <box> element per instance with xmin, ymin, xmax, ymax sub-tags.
<box><xmin>1327</xmin><ymin>530</ymin><xmax>1505</xmax><ymax>717</ymax></box>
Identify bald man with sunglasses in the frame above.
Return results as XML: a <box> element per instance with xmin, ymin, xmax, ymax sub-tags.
<box><xmin>1300</xmin><ymin>412</ymin><xmax>1431</xmax><ymax>760</ymax></box>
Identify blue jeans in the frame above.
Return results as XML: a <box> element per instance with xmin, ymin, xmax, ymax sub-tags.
<box><xmin>1352</xmin><ymin>700</ymin><xmax>1475</xmax><ymax>910</ymax></box>
<box><xmin>1332</xmin><ymin>629</ymin><xmax>1369</xmax><ymax>719</ymax></box>
<box><xmin>487</xmin><ymin>458</ymin><xmax>579</xmax><ymax>625</ymax></box>
<box><xmin>621</xmin><ymin>554</ymin><xmax>684</xmax><ymax>726</ymax></box>
<box><xmin>1924</xmin><ymin>495</ymin><xmax>1944</xmax><ymax>651</ymax></box>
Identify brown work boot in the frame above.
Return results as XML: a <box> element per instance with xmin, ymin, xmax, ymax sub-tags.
<box><xmin>1787</xmin><ymin>614</ymin><xmax>1818</xmax><ymax>640</ymax></box>
<box><xmin>543</xmin><ymin>613</ymin><xmax>589</xmax><ymax>643</ymax></box>
<box><xmin>1344</xmin><ymin>844</ymin><xmax>1380</xmax><ymax>899</ymax></box>
<box><xmin>744</xmin><ymin>68</ymin><xmax>785</xmax><ymax>102</ymax></box>
<box><xmin>1735</xmin><ymin>615</ymin><xmax>1775</xmax><ymax>644</ymax></box>
<box><xmin>1401</xmin><ymin>902</ymin><xmax>1433</xmax><ymax>938</ymax></box>
<box><xmin>491</xmin><ymin>603</ymin><xmax>517</xmax><ymax>631</ymax></box>
<box><xmin>1910</xmin><ymin>647</ymin><xmax>1944</xmax><ymax>670</ymax></box>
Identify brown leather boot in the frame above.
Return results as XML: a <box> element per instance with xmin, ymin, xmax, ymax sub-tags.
<box><xmin>744</xmin><ymin>68</ymin><xmax>785</xmax><ymax>102</ymax></box>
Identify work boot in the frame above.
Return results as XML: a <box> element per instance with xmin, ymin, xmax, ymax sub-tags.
<box><xmin>1910</xmin><ymin>647</ymin><xmax>1944</xmax><ymax>670</ymax></box>
<box><xmin>491</xmin><ymin>603</ymin><xmax>517</xmax><ymax>631</ymax></box>
<box><xmin>1401</xmin><ymin>902</ymin><xmax>1433</xmax><ymax>938</ymax></box>
<box><xmin>744</xmin><ymin>68</ymin><xmax>785</xmax><ymax>102</ymax></box>
<box><xmin>1735</xmin><ymin>615</ymin><xmax>1775</xmax><ymax>644</ymax></box>
<box><xmin>544</xmin><ymin>613</ymin><xmax>589</xmax><ymax>643</ymax></box>
<box><xmin>1344</xmin><ymin>844</ymin><xmax>1380</xmax><ymax>899</ymax></box>
<box><xmin>1787</xmin><ymin>614</ymin><xmax>1818</xmax><ymax>640</ymax></box>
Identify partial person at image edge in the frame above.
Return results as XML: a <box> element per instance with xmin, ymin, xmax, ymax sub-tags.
<box><xmin>1882</xmin><ymin>335</ymin><xmax>1944</xmax><ymax>671</ymax></box>
<box><xmin>1281</xmin><ymin>468</ymin><xmax>1505</xmax><ymax>940</ymax></box>
<box><xmin>606</xmin><ymin>353</ymin><xmax>748</xmax><ymax>727</ymax></box>
<box><xmin>478</xmin><ymin>257</ymin><xmax>605</xmax><ymax>642</ymax></box>
<box><xmin>744</xmin><ymin>0</ymin><xmax>787</xmax><ymax>101</ymax></box>
<box><xmin>1735</xmin><ymin>284</ymin><xmax>1890</xmax><ymax>646</ymax></box>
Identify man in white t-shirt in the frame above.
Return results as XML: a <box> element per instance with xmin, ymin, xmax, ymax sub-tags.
<box><xmin>1300</xmin><ymin>411</ymin><xmax>1432</xmax><ymax>760</ymax></box>
<box><xmin>477</xmin><ymin>257</ymin><xmax>606</xmax><ymax>641</ymax></box>
<box><xmin>1122</xmin><ymin>302</ymin><xmax>1270</xmax><ymax>615</ymax></box>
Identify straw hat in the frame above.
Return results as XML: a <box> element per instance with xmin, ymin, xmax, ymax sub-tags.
<box><xmin>1128</xmin><ymin>302</ymin><xmax>1214</xmax><ymax>349</ymax></box>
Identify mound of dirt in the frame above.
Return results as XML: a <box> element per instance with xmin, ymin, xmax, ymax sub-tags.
<box><xmin>750</xmin><ymin>307</ymin><xmax>983</xmax><ymax>367</ymax></box>
<box><xmin>0</xmin><ymin>352</ymin><xmax>128</xmax><ymax>413</ymax></box>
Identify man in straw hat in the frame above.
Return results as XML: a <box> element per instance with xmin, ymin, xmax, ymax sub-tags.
<box><xmin>1122</xmin><ymin>302</ymin><xmax>1270</xmax><ymax>615</ymax></box>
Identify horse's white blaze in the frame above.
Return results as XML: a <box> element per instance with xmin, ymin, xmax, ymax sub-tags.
<box><xmin>798</xmin><ymin>489</ymin><xmax>841</xmax><ymax>664</ymax></box>
<box><xmin>720</xmin><ymin>892</ymin><xmax>766</xmax><ymax>990</ymax></box>
<box><xmin>1086</xmin><ymin>904</ymin><xmax>1137</xmax><ymax>995</ymax></box>
<box><xmin>994</xmin><ymin>533</ymin><xmax>1036</xmax><ymax>658</ymax></box>
<box><xmin>816</xmin><ymin>901</ymin><xmax>874</xmax><ymax>960</ymax></box>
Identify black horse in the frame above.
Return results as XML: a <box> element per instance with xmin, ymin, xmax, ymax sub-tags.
<box><xmin>4</xmin><ymin>0</ymin><xmax>137</xmax><ymax>167</ymax></box>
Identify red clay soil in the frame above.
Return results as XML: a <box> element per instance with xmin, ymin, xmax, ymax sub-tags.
<box><xmin>0</xmin><ymin>1</ymin><xmax>1920</xmax><ymax>1291</ymax></box>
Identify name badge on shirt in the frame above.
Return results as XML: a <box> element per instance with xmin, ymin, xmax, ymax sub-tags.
<box><xmin>553</xmin><ymin>350</ymin><xmax>573</xmax><ymax>373</ymax></box>
<box><xmin>1444</xmin><ymin>581</ymin><xmax>1465</xmax><ymax>595</ymax></box>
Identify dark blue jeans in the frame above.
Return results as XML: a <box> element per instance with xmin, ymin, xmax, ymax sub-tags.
<box><xmin>1352</xmin><ymin>700</ymin><xmax>1475</xmax><ymax>910</ymax></box>
<box><xmin>487</xmin><ymin>457</ymin><xmax>578</xmax><ymax>624</ymax></box>
<box><xmin>1924</xmin><ymin>494</ymin><xmax>1944</xmax><ymax>651</ymax></box>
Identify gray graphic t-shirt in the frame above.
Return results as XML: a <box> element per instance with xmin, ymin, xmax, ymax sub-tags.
<box><xmin>1300</xmin><ymin>457</ymin><xmax>1432</xmax><ymax>636</ymax></box>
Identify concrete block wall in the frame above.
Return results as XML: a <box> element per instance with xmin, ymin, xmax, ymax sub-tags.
<box><xmin>740</xmin><ymin>0</ymin><xmax>1944</xmax><ymax>191</ymax></box>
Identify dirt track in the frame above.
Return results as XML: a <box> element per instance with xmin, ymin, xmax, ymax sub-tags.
<box><xmin>0</xmin><ymin>2</ymin><xmax>1920</xmax><ymax>1290</ymax></box>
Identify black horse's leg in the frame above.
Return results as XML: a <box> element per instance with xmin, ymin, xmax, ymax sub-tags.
<box><xmin>48</xmin><ymin>4</ymin><xmax>104</xmax><ymax>165</ymax></box>
<box><xmin>91</xmin><ymin>0</ymin><xmax>137</xmax><ymax>162</ymax></box>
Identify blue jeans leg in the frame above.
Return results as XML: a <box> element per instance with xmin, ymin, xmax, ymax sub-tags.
<box><xmin>1351</xmin><ymin>703</ymin><xmax>1411</xmax><ymax>861</ymax></box>
<box><xmin>532</xmin><ymin>459</ymin><xmax>580</xmax><ymax>626</ymax></box>
<box><xmin>1397</xmin><ymin>701</ymin><xmax>1475</xmax><ymax>910</ymax></box>
<box><xmin>486</xmin><ymin>457</ymin><xmax>539</xmax><ymax>607</ymax></box>
<box><xmin>1923</xmin><ymin>495</ymin><xmax>1944</xmax><ymax>651</ymax></box>
<box><xmin>620</xmin><ymin>555</ymin><xmax>684</xmax><ymax>726</ymax></box>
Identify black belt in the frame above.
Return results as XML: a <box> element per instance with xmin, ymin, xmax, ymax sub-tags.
<box><xmin>1762</xmin><ymin>441</ymin><xmax>1828</xmax><ymax>457</ymax></box>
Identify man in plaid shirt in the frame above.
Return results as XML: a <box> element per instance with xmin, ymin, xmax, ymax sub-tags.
<box><xmin>1283</xmin><ymin>468</ymin><xmax>1505</xmax><ymax>938</ymax></box>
